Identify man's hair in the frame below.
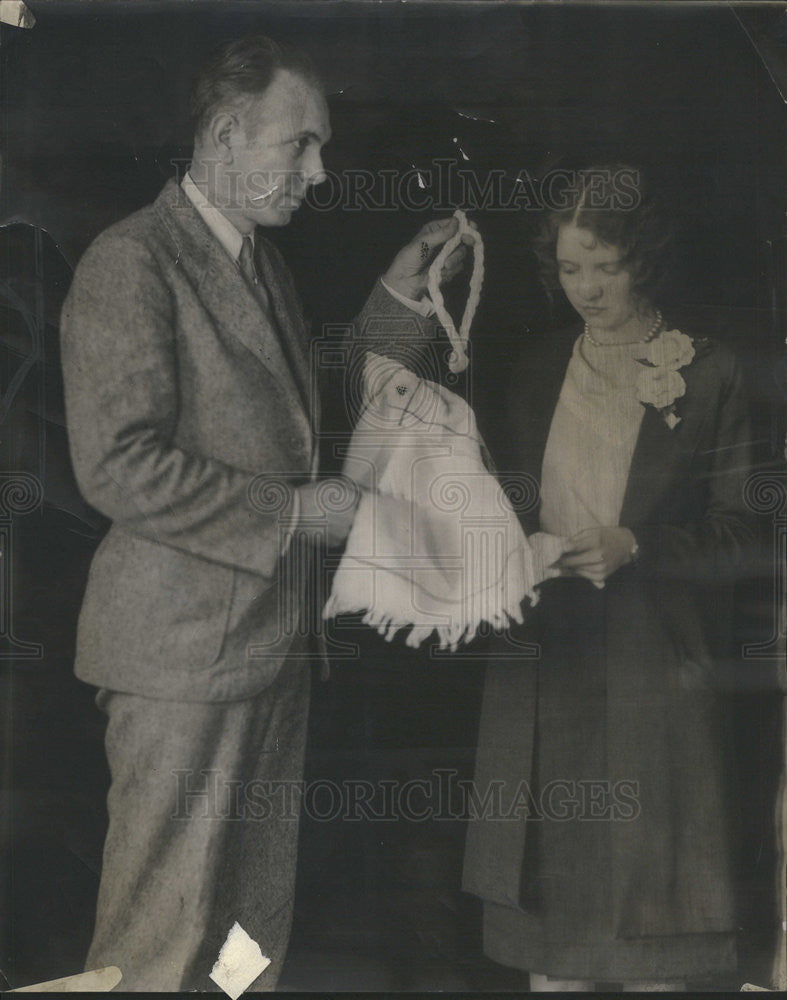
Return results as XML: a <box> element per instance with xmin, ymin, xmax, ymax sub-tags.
<box><xmin>189</xmin><ymin>35</ymin><xmax>323</xmax><ymax>139</ymax></box>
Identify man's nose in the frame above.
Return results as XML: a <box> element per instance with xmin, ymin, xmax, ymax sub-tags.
<box><xmin>303</xmin><ymin>148</ymin><xmax>326</xmax><ymax>188</ymax></box>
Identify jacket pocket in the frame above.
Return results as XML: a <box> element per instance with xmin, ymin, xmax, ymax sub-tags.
<box><xmin>77</xmin><ymin>528</ymin><xmax>234</xmax><ymax>675</ymax></box>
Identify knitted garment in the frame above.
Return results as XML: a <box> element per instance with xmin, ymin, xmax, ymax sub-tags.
<box><xmin>324</xmin><ymin>353</ymin><xmax>543</xmax><ymax>650</ymax></box>
<box><xmin>540</xmin><ymin>335</ymin><xmax>646</xmax><ymax>537</ymax></box>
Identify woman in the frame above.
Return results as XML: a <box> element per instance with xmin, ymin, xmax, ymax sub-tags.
<box><xmin>462</xmin><ymin>166</ymin><xmax>754</xmax><ymax>991</ymax></box>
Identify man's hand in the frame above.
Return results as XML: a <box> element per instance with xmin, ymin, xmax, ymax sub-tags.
<box><xmin>554</xmin><ymin>526</ymin><xmax>637</xmax><ymax>588</ymax></box>
<box><xmin>296</xmin><ymin>478</ymin><xmax>360</xmax><ymax>548</ymax></box>
<box><xmin>382</xmin><ymin>217</ymin><xmax>477</xmax><ymax>301</ymax></box>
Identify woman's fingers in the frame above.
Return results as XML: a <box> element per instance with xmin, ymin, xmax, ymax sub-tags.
<box><xmin>561</xmin><ymin>565</ymin><xmax>607</xmax><ymax>583</ymax></box>
<box><xmin>564</xmin><ymin>528</ymin><xmax>599</xmax><ymax>552</ymax></box>
<box><xmin>578</xmin><ymin>567</ymin><xmax>607</xmax><ymax>581</ymax></box>
<box><xmin>558</xmin><ymin>548</ymin><xmax>604</xmax><ymax>569</ymax></box>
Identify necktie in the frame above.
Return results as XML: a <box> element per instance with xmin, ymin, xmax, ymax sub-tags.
<box><xmin>238</xmin><ymin>233</ymin><xmax>309</xmax><ymax>412</ymax></box>
<box><xmin>238</xmin><ymin>235</ymin><xmax>270</xmax><ymax>310</ymax></box>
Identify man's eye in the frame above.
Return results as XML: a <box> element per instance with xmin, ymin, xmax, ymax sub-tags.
<box><xmin>559</xmin><ymin>266</ymin><xmax>578</xmax><ymax>275</ymax></box>
<box><xmin>293</xmin><ymin>137</ymin><xmax>310</xmax><ymax>153</ymax></box>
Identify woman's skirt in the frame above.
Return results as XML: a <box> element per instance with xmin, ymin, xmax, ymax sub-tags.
<box><xmin>478</xmin><ymin>576</ymin><xmax>737</xmax><ymax>982</ymax></box>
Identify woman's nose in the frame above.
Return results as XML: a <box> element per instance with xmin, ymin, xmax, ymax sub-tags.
<box><xmin>577</xmin><ymin>275</ymin><xmax>602</xmax><ymax>300</ymax></box>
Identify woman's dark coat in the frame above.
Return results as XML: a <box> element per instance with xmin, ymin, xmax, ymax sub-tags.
<box><xmin>463</xmin><ymin>327</ymin><xmax>754</xmax><ymax>941</ymax></box>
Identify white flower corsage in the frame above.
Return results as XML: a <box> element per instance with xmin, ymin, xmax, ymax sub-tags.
<box><xmin>635</xmin><ymin>329</ymin><xmax>695</xmax><ymax>429</ymax></box>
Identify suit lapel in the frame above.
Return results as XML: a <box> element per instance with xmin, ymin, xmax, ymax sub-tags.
<box><xmin>154</xmin><ymin>180</ymin><xmax>309</xmax><ymax>423</ymax></box>
<box><xmin>620</xmin><ymin>339</ymin><xmax>715</xmax><ymax>524</ymax></box>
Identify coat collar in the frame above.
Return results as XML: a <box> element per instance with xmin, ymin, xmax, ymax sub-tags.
<box><xmin>152</xmin><ymin>179</ymin><xmax>311</xmax><ymax>420</ymax></box>
<box><xmin>506</xmin><ymin>326</ymin><xmax>575</xmax><ymax>489</ymax></box>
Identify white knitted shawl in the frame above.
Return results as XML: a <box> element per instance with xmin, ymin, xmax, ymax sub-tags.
<box><xmin>323</xmin><ymin>353</ymin><xmax>544</xmax><ymax>650</ymax></box>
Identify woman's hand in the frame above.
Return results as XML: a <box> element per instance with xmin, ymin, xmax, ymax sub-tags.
<box><xmin>382</xmin><ymin>217</ymin><xmax>477</xmax><ymax>301</ymax></box>
<box><xmin>554</xmin><ymin>526</ymin><xmax>637</xmax><ymax>588</ymax></box>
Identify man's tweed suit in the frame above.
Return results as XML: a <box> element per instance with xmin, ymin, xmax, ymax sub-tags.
<box><xmin>60</xmin><ymin>178</ymin><xmax>432</xmax><ymax>989</ymax></box>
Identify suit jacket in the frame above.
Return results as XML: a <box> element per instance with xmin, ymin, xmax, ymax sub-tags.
<box><xmin>60</xmin><ymin>178</ymin><xmax>428</xmax><ymax>701</ymax></box>
<box><xmin>463</xmin><ymin>324</ymin><xmax>755</xmax><ymax>939</ymax></box>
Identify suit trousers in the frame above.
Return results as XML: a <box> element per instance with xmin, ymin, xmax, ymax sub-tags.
<box><xmin>85</xmin><ymin>644</ymin><xmax>311</xmax><ymax>991</ymax></box>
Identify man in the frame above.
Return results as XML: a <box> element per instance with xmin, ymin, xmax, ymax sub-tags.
<box><xmin>61</xmin><ymin>35</ymin><xmax>467</xmax><ymax>991</ymax></box>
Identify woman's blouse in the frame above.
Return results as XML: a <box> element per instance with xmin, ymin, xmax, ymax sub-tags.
<box><xmin>539</xmin><ymin>334</ymin><xmax>646</xmax><ymax>537</ymax></box>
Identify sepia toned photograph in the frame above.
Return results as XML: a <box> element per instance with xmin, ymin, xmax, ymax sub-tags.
<box><xmin>1</xmin><ymin>0</ymin><xmax>785</xmax><ymax>993</ymax></box>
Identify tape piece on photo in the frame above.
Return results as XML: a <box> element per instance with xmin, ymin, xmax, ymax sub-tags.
<box><xmin>209</xmin><ymin>922</ymin><xmax>271</xmax><ymax>1000</ymax></box>
<box><xmin>0</xmin><ymin>1</ymin><xmax>35</xmax><ymax>28</ymax></box>
<box><xmin>10</xmin><ymin>966</ymin><xmax>122</xmax><ymax>991</ymax></box>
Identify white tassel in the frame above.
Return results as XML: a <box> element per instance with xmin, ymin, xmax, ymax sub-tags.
<box><xmin>427</xmin><ymin>209</ymin><xmax>484</xmax><ymax>375</ymax></box>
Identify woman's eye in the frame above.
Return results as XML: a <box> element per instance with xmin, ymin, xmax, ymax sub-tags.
<box><xmin>559</xmin><ymin>266</ymin><xmax>578</xmax><ymax>276</ymax></box>
<box><xmin>601</xmin><ymin>264</ymin><xmax>621</xmax><ymax>275</ymax></box>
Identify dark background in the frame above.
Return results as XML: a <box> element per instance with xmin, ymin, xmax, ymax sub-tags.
<box><xmin>1</xmin><ymin>0</ymin><xmax>785</xmax><ymax>991</ymax></box>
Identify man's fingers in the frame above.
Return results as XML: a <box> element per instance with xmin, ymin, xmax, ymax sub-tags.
<box><xmin>441</xmin><ymin>247</ymin><xmax>467</xmax><ymax>274</ymax></box>
<box><xmin>440</xmin><ymin>261</ymin><xmax>462</xmax><ymax>278</ymax></box>
<box><xmin>444</xmin><ymin>244</ymin><xmax>468</xmax><ymax>264</ymax></box>
<box><xmin>417</xmin><ymin>217</ymin><xmax>460</xmax><ymax>247</ymax></box>
<box><xmin>440</xmin><ymin>265</ymin><xmax>463</xmax><ymax>284</ymax></box>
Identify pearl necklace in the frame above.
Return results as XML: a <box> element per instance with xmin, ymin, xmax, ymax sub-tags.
<box><xmin>584</xmin><ymin>309</ymin><xmax>663</xmax><ymax>347</ymax></box>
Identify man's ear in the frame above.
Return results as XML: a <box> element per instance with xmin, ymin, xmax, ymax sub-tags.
<box><xmin>208</xmin><ymin>111</ymin><xmax>239</xmax><ymax>165</ymax></box>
